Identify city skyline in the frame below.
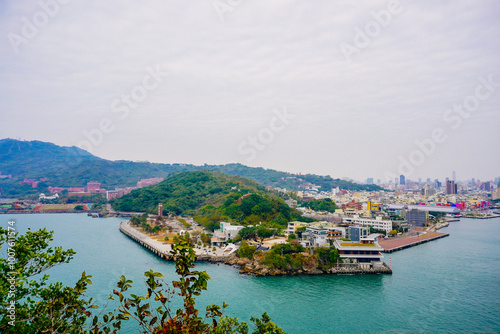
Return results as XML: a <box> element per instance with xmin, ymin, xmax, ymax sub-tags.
<box><xmin>1</xmin><ymin>1</ymin><xmax>499</xmax><ymax>182</ymax></box>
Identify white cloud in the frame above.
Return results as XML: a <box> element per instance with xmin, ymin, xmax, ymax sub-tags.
<box><xmin>0</xmin><ymin>0</ymin><xmax>499</xmax><ymax>181</ymax></box>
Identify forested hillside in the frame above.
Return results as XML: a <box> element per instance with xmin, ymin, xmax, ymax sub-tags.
<box><xmin>0</xmin><ymin>139</ymin><xmax>382</xmax><ymax>197</ymax></box>
<box><xmin>112</xmin><ymin>171</ymin><xmax>302</xmax><ymax>229</ymax></box>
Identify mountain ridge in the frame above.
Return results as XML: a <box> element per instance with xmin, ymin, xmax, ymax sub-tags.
<box><xmin>0</xmin><ymin>138</ymin><xmax>382</xmax><ymax>197</ymax></box>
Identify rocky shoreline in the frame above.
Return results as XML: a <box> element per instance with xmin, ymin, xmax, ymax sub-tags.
<box><xmin>224</xmin><ymin>257</ymin><xmax>392</xmax><ymax>276</ymax></box>
<box><xmin>119</xmin><ymin>220</ymin><xmax>392</xmax><ymax>277</ymax></box>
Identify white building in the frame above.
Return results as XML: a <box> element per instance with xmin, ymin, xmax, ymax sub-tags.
<box><xmin>220</xmin><ymin>222</ymin><xmax>244</xmax><ymax>240</ymax></box>
<box><xmin>343</xmin><ymin>215</ymin><xmax>393</xmax><ymax>233</ymax></box>
<box><xmin>212</xmin><ymin>222</ymin><xmax>244</xmax><ymax>246</ymax></box>
<box><xmin>39</xmin><ymin>193</ymin><xmax>59</xmax><ymax>200</ymax></box>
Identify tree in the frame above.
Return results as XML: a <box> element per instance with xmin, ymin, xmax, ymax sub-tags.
<box><xmin>389</xmin><ymin>230</ymin><xmax>398</xmax><ymax>236</ymax></box>
<box><xmin>0</xmin><ymin>227</ymin><xmax>118</xmax><ymax>333</ymax></box>
<box><xmin>295</xmin><ymin>226</ymin><xmax>306</xmax><ymax>233</ymax></box>
<box><xmin>152</xmin><ymin>225</ymin><xmax>161</xmax><ymax>235</ymax></box>
<box><xmin>257</xmin><ymin>228</ymin><xmax>273</xmax><ymax>243</ymax></box>
<box><xmin>0</xmin><ymin>227</ymin><xmax>286</xmax><ymax>333</ymax></box>
<box><xmin>74</xmin><ymin>205</ymin><xmax>85</xmax><ymax>210</ymax></box>
<box><xmin>238</xmin><ymin>227</ymin><xmax>257</xmax><ymax>240</ymax></box>
<box><xmin>236</xmin><ymin>241</ymin><xmax>256</xmax><ymax>259</ymax></box>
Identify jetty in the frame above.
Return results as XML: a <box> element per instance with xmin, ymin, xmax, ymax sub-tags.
<box><xmin>379</xmin><ymin>231</ymin><xmax>449</xmax><ymax>253</ymax></box>
<box><xmin>119</xmin><ymin>221</ymin><xmax>233</xmax><ymax>262</ymax></box>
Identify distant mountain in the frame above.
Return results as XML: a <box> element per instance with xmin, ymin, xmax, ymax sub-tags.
<box><xmin>0</xmin><ymin>138</ymin><xmax>382</xmax><ymax>197</ymax></box>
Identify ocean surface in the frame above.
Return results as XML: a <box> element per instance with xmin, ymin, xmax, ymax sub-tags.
<box><xmin>2</xmin><ymin>214</ymin><xmax>499</xmax><ymax>333</ymax></box>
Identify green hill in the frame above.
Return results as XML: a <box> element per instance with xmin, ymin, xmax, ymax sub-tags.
<box><xmin>112</xmin><ymin>170</ymin><xmax>301</xmax><ymax>228</ymax></box>
<box><xmin>0</xmin><ymin>138</ymin><xmax>382</xmax><ymax>197</ymax></box>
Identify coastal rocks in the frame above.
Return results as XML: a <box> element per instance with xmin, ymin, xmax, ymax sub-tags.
<box><xmin>228</xmin><ymin>256</ymin><xmax>392</xmax><ymax>276</ymax></box>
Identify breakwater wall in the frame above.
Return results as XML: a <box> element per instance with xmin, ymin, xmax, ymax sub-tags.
<box><xmin>382</xmin><ymin>233</ymin><xmax>449</xmax><ymax>253</ymax></box>
<box><xmin>119</xmin><ymin>221</ymin><xmax>171</xmax><ymax>260</ymax></box>
<box><xmin>119</xmin><ymin>221</ymin><xmax>232</xmax><ymax>263</ymax></box>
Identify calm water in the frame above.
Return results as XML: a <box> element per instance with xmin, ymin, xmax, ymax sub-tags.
<box><xmin>2</xmin><ymin>214</ymin><xmax>500</xmax><ymax>333</ymax></box>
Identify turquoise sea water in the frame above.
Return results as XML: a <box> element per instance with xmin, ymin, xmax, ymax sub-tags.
<box><xmin>2</xmin><ymin>214</ymin><xmax>500</xmax><ymax>333</ymax></box>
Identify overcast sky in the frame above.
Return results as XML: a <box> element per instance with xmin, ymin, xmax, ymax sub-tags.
<box><xmin>1</xmin><ymin>0</ymin><xmax>499</xmax><ymax>183</ymax></box>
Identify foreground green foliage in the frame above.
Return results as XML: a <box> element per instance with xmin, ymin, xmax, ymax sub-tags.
<box><xmin>249</xmin><ymin>241</ymin><xmax>341</xmax><ymax>272</ymax></box>
<box><xmin>0</xmin><ymin>227</ymin><xmax>286</xmax><ymax>333</ymax></box>
<box><xmin>0</xmin><ymin>227</ymin><xmax>116</xmax><ymax>333</ymax></box>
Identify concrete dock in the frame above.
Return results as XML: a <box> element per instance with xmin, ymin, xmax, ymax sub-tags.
<box><xmin>379</xmin><ymin>231</ymin><xmax>449</xmax><ymax>253</ymax></box>
<box><xmin>119</xmin><ymin>220</ymin><xmax>234</xmax><ymax>261</ymax></box>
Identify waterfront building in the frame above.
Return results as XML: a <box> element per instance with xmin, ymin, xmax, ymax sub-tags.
<box><xmin>333</xmin><ymin>237</ymin><xmax>384</xmax><ymax>264</ymax></box>
<box><xmin>212</xmin><ymin>222</ymin><xmax>244</xmax><ymax>246</ymax></box>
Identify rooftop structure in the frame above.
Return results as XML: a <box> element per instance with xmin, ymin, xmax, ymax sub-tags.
<box><xmin>387</xmin><ymin>204</ymin><xmax>460</xmax><ymax>215</ymax></box>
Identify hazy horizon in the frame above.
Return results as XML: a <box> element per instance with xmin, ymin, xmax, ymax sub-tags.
<box><xmin>1</xmin><ymin>1</ymin><xmax>499</xmax><ymax>182</ymax></box>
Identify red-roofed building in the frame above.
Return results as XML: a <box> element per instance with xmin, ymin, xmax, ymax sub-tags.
<box><xmin>86</xmin><ymin>182</ymin><xmax>101</xmax><ymax>194</ymax></box>
<box><xmin>137</xmin><ymin>178</ymin><xmax>164</xmax><ymax>188</ymax></box>
<box><xmin>48</xmin><ymin>186</ymin><xmax>66</xmax><ymax>194</ymax></box>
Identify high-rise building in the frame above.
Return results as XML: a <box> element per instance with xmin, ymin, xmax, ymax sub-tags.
<box><xmin>400</xmin><ymin>175</ymin><xmax>406</xmax><ymax>185</ymax></box>
<box><xmin>446</xmin><ymin>180</ymin><xmax>457</xmax><ymax>195</ymax></box>
<box><xmin>426</xmin><ymin>178</ymin><xmax>431</xmax><ymax>183</ymax></box>
<box><xmin>481</xmin><ymin>182</ymin><xmax>491</xmax><ymax>191</ymax></box>
<box><xmin>452</xmin><ymin>171</ymin><xmax>456</xmax><ymax>181</ymax></box>
<box><xmin>366</xmin><ymin>178</ymin><xmax>374</xmax><ymax>185</ymax></box>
